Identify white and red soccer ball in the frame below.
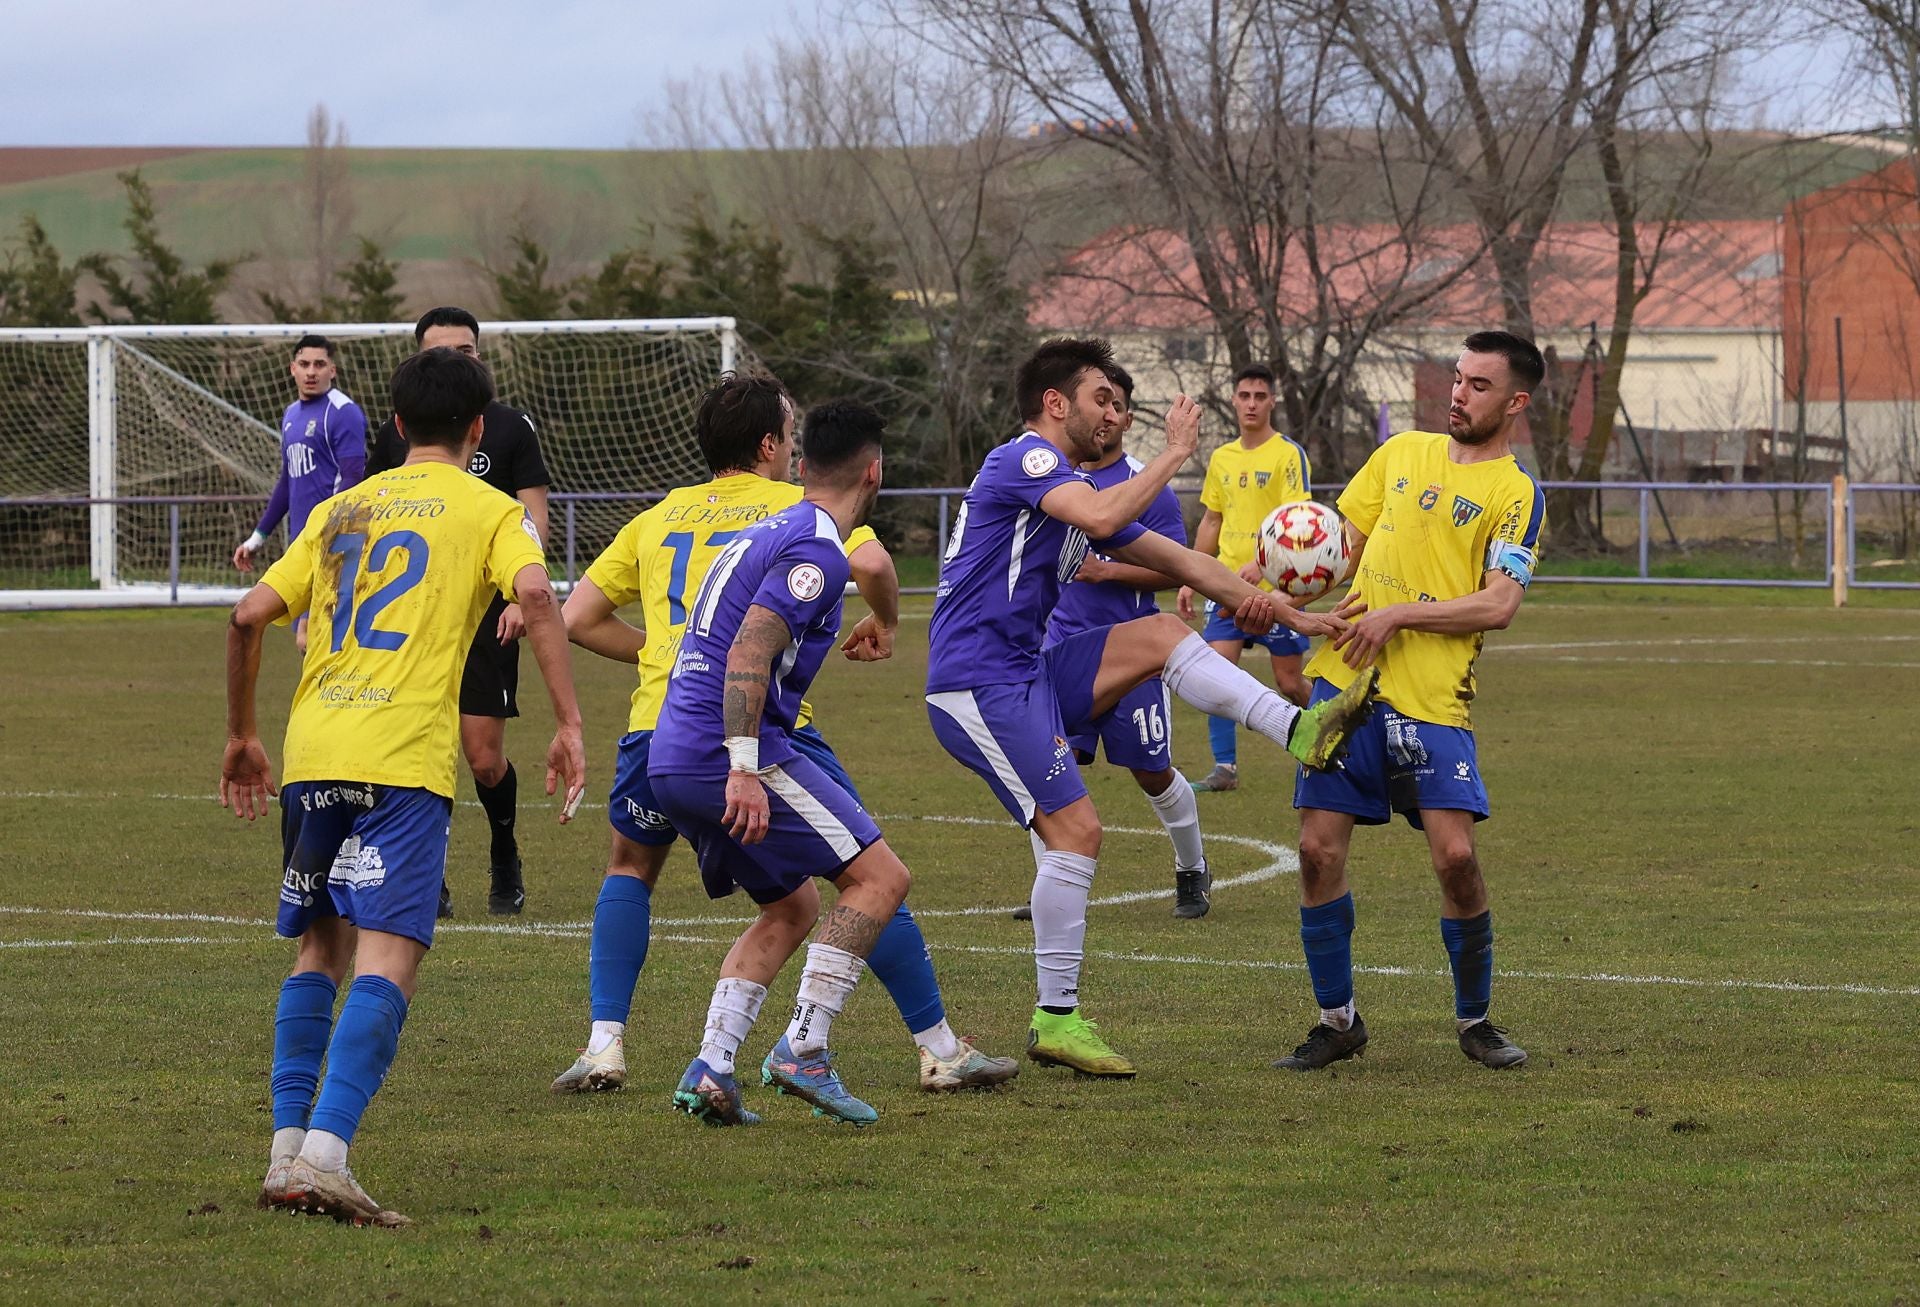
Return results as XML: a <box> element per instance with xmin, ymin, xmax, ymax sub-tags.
<box><xmin>1255</xmin><ymin>501</ymin><xmax>1349</xmax><ymax>600</ymax></box>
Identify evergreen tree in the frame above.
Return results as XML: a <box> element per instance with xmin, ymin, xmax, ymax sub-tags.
<box><xmin>0</xmin><ymin>215</ymin><xmax>85</xmax><ymax>327</ymax></box>
<box><xmin>83</xmin><ymin>170</ymin><xmax>243</xmax><ymax>324</ymax></box>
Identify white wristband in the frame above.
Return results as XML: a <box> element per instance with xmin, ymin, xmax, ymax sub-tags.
<box><xmin>242</xmin><ymin>531</ymin><xmax>267</xmax><ymax>551</ymax></box>
<box><xmin>725</xmin><ymin>736</ymin><xmax>762</xmax><ymax>774</ymax></box>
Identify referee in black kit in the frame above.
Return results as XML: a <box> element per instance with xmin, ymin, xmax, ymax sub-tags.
<box><xmin>367</xmin><ymin>306</ymin><xmax>550</xmax><ymax>918</ymax></box>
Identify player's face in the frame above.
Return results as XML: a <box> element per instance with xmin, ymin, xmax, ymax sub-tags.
<box><xmin>768</xmin><ymin>399</ymin><xmax>796</xmax><ymax>481</ymax></box>
<box><xmin>1234</xmin><ymin>381</ymin><xmax>1274</xmax><ymax>434</ymax></box>
<box><xmin>420</xmin><ymin>325</ymin><xmax>480</xmax><ymax>358</ymax></box>
<box><xmin>290</xmin><ymin>348</ymin><xmax>335</xmax><ymax>398</ymax></box>
<box><xmin>1061</xmin><ymin>368</ymin><xmax>1120</xmax><ymax>462</ymax></box>
<box><xmin>1450</xmin><ymin>350</ymin><xmax>1526</xmax><ymax>446</ymax></box>
<box><xmin>1092</xmin><ymin>401</ymin><xmax>1133</xmax><ymax>463</ymax></box>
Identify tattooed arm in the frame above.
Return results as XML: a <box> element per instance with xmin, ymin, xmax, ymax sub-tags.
<box><xmin>721</xmin><ymin>603</ymin><xmax>797</xmax><ymax>844</ymax></box>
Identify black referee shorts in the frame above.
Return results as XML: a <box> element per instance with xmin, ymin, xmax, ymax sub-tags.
<box><xmin>459</xmin><ymin>594</ymin><xmax>521</xmax><ymax>719</ymax></box>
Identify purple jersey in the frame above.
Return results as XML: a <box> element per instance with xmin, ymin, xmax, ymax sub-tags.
<box><xmin>257</xmin><ymin>389</ymin><xmax>368</xmax><ymax>539</ymax></box>
<box><xmin>927</xmin><ymin>433</ymin><xmax>1146</xmax><ymax>692</ymax></box>
<box><xmin>1044</xmin><ymin>453</ymin><xmax>1186</xmax><ymax>649</ymax></box>
<box><xmin>649</xmin><ymin>502</ymin><xmax>850</xmax><ymax>776</ymax></box>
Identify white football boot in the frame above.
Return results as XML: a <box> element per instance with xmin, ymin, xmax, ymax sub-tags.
<box><xmin>550</xmin><ymin>1038</ymin><xmax>627</xmax><ymax>1094</ymax></box>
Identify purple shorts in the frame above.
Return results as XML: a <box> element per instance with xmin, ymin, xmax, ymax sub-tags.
<box><xmin>1070</xmin><ymin>676</ymin><xmax>1173</xmax><ymax>772</ymax></box>
<box><xmin>926</xmin><ymin>627</ymin><xmax>1108</xmax><ymax>826</ymax></box>
<box><xmin>649</xmin><ymin>755</ymin><xmax>882</xmax><ymax>905</ymax></box>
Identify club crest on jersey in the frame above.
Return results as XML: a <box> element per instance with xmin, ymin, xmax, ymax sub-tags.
<box><xmin>1254</xmin><ymin>471</ymin><xmax>1271</xmax><ymax>488</ymax></box>
<box><xmin>1238</xmin><ymin>471</ymin><xmax>1249</xmax><ymax>488</ymax></box>
<box><xmin>1418</xmin><ymin>484</ymin><xmax>1442</xmax><ymax>511</ymax></box>
<box><xmin>1021</xmin><ymin>446</ymin><xmax>1060</xmax><ymax>478</ymax></box>
<box><xmin>1452</xmin><ymin>495</ymin><xmax>1484</xmax><ymax>527</ymax></box>
<box><xmin>470</xmin><ymin>452</ymin><xmax>491</xmax><ymax>476</ymax></box>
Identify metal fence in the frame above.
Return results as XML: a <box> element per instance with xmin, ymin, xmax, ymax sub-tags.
<box><xmin>2</xmin><ymin>480</ymin><xmax>1916</xmax><ymax>609</ymax></box>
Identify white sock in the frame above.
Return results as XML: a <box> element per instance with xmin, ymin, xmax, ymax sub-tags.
<box><xmin>1162</xmin><ymin>632</ymin><xmax>1301</xmax><ymax>748</ymax></box>
<box><xmin>1028</xmin><ymin>828</ymin><xmax>1048</xmax><ymax>869</ymax></box>
<box><xmin>1457</xmin><ymin>1014</ymin><xmax>1487</xmax><ymax>1033</ymax></box>
<box><xmin>1031</xmin><ymin>849</ymin><xmax>1098</xmax><ymax>1009</ymax></box>
<box><xmin>587</xmin><ymin>1020</ymin><xmax>624</xmax><ymax>1056</ymax></box>
<box><xmin>785</xmin><ymin>943</ymin><xmax>865</xmax><ymax>1056</ymax></box>
<box><xmin>697</xmin><ymin>976</ymin><xmax>768</xmax><ymax>1076</ymax></box>
<box><xmin>271</xmin><ymin>1126</ymin><xmax>306</xmax><ymax>1165</ymax></box>
<box><xmin>298</xmin><ymin>1128</ymin><xmax>349</xmax><ymax>1173</ymax></box>
<box><xmin>1321</xmin><ymin>1001</ymin><xmax>1356</xmax><ymax>1032</ymax></box>
<box><xmin>1144</xmin><ymin>773</ymin><xmax>1205</xmax><ymax>872</ymax></box>
<box><xmin>912</xmin><ymin>1017</ymin><xmax>964</xmax><ymax>1061</ymax></box>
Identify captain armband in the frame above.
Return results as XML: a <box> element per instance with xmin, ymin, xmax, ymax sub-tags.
<box><xmin>1486</xmin><ymin>540</ymin><xmax>1537</xmax><ymax>589</ymax></box>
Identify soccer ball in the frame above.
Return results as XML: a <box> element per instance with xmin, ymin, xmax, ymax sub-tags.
<box><xmin>1256</xmin><ymin>501</ymin><xmax>1349</xmax><ymax>600</ymax></box>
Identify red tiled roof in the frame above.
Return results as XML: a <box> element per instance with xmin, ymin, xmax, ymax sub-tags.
<box><xmin>1030</xmin><ymin>220</ymin><xmax>1779</xmax><ymax>335</ymax></box>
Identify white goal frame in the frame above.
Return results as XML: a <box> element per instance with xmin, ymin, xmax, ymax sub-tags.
<box><xmin>0</xmin><ymin>317</ymin><xmax>736</xmax><ymax>610</ymax></box>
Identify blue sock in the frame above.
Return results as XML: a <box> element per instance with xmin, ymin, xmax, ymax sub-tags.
<box><xmin>1441</xmin><ymin>911</ymin><xmax>1494</xmax><ymax>1022</ymax></box>
<box><xmin>864</xmin><ymin>905</ymin><xmax>946</xmax><ymax>1033</ymax></box>
<box><xmin>1208</xmin><ymin>713</ymin><xmax>1238</xmax><ymax>768</ymax></box>
<box><xmin>308</xmin><ymin>975</ymin><xmax>409</xmax><ymax>1145</ymax></box>
<box><xmin>1299</xmin><ymin>893</ymin><xmax>1355</xmax><ymax>1010</ymax></box>
<box><xmin>588</xmin><ymin>876</ymin><xmax>653</xmax><ymax>1024</ymax></box>
<box><xmin>271</xmin><ymin>972</ymin><xmax>338</xmax><ymax>1131</ymax></box>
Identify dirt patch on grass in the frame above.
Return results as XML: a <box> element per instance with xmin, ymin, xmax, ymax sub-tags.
<box><xmin>0</xmin><ymin>147</ymin><xmax>212</xmax><ymax>188</ymax></box>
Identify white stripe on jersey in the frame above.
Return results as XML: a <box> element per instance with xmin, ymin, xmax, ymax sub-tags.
<box><xmin>691</xmin><ymin>535</ymin><xmax>754</xmax><ymax>638</ymax></box>
<box><xmin>925</xmin><ymin>689</ymin><xmax>1038</xmax><ymax>824</ymax></box>
<box><xmin>761</xmin><ymin>764</ymin><xmax>862</xmax><ymax>860</ymax></box>
<box><xmin>1007</xmin><ymin>509</ymin><xmax>1030</xmax><ymax>600</ymax></box>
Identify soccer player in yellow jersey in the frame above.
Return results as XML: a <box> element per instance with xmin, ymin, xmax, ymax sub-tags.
<box><xmin>1275</xmin><ymin>331</ymin><xmax>1545</xmax><ymax>1074</ymax></box>
<box><xmin>1177</xmin><ymin>365</ymin><xmax>1314</xmax><ymax>792</ymax></box>
<box><xmin>549</xmin><ymin>376</ymin><xmax>1017</xmax><ymax>1097</ymax></box>
<box><xmin>220</xmin><ymin>348</ymin><xmax>588</xmax><ymax>1226</ymax></box>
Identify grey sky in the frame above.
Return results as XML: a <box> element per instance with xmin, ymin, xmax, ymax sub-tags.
<box><xmin>0</xmin><ymin>0</ymin><xmax>817</xmax><ymax>149</ymax></box>
<box><xmin>0</xmin><ymin>1</ymin><xmax>1878</xmax><ymax>149</ymax></box>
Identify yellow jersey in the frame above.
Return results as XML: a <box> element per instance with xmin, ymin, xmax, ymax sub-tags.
<box><xmin>259</xmin><ymin>461</ymin><xmax>547</xmax><ymax>797</ymax></box>
<box><xmin>1200</xmin><ymin>432</ymin><xmax>1312</xmax><ymax>574</ymax></box>
<box><xmin>1305</xmin><ymin>431</ymin><xmax>1544</xmax><ymax>727</ymax></box>
<box><xmin>585</xmin><ymin>472</ymin><xmax>878</xmax><ymax>733</ymax></box>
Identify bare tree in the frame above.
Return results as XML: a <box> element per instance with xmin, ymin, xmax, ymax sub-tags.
<box><xmin>885</xmin><ymin>0</ymin><xmax>1474</xmax><ymax>476</ymax></box>
<box><xmin>302</xmin><ymin>104</ymin><xmax>355</xmax><ymax>308</ymax></box>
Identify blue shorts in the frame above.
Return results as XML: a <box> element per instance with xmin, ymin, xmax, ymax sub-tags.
<box><xmin>1070</xmin><ymin>676</ymin><xmax>1173</xmax><ymax>772</ymax></box>
<box><xmin>926</xmin><ymin>627</ymin><xmax>1107</xmax><ymax>826</ymax></box>
<box><xmin>650</xmin><ymin>755</ymin><xmax>883</xmax><ymax>905</ymax></box>
<box><xmin>609</xmin><ymin>731</ymin><xmax>679</xmax><ymax>847</ymax></box>
<box><xmin>277</xmin><ymin>781</ymin><xmax>453</xmax><ymax>947</ymax></box>
<box><xmin>1202</xmin><ymin>599</ymin><xmax>1310</xmax><ymax>657</ymax></box>
<box><xmin>1292</xmin><ymin>679</ymin><xmax>1489</xmax><ymax>829</ymax></box>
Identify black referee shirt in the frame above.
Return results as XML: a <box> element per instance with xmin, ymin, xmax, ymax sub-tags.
<box><xmin>367</xmin><ymin>400</ymin><xmax>551</xmax><ymax>497</ymax></box>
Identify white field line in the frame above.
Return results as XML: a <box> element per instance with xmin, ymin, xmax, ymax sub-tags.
<box><xmin>4</xmin><ymin>912</ymin><xmax>1916</xmax><ymax>999</ymax></box>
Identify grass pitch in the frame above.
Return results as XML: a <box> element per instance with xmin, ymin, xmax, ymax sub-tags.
<box><xmin>3</xmin><ymin>591</ymin><xmax>1919</xmax><ymax>1303</ymax></box>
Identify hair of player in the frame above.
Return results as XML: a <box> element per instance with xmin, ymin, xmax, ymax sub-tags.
<box><xmin>413</xmin><ymin>306</ymin><xmax>482</xmax><ymax>345</ymax></box>
<box><xmin>1104</xmin><ymin>363</ymin><xmax>1135</xmax><ymax>410</ymax></box>
<box><xmin>800</xmin><ymin>398</ymin><xmax>886</xmax><ymax>485</ymax></box>
<box><xmin>1462</xmin><ymin>329</ymin><xmax>1546</xmax><ymax>390</ymax></box>
<box><xmin>696</xmin><ymin>370</ymin><xmax>792</xmax><ymax>475</ymax></box>
<box><xmin>1232</xmin><ymin>363</ymin><xmax>1276</xmax><ymax>391</ymax></box>
<box><xmin>390</xmin><ymin>347</ymin><xmax>495</xmax><ymax>449</ymax></box>
<box><xmin>1016</xmin><ymin>337</ymin><xmax>1117</xmax><ymax>422</ymax></box>
<box><xmin>292</xmin><ymin>333</ymin><xmax>335</xmax><ymax>359</ymax></box>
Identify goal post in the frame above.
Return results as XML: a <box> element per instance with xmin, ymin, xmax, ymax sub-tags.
<box><xmin>0</xmin><ymin>317</ymin><xmax>739</xmax><ymax>608</ymax></box>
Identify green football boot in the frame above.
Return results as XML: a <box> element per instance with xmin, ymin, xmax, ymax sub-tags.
<box><xmin>1026</xmin><ymin>1008</ymin><xmax>1137</xmax><ymax>1078</ymax></box>
<box><xmin>1287</xmin><ymin>667</ymin><xmax>1381</xmax><ymax>771</ymax></box>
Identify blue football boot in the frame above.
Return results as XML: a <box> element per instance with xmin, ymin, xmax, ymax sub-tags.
<box><xmin>760</xmin><ymin>1036</ymin><xmax>879</xmax><ymax>1126</ymax></box>
<box><xmin>672</xmin><ymin>1057</ymin><xmax>761</xmax><ymax>1126</ymax></box>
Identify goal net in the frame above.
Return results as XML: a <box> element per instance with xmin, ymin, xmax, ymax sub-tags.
<box><xmin>0</xmin><ymin>318</ymin><xmax>738</xmax><ymax>605</ymax></box>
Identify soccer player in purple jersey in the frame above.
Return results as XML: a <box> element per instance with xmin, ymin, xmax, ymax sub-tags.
<box><xmin>925</xmin><ymin>337</ymin><xmax>1379</xmax><ymax>1077</ymax></box>
<box><xmin>1016</xmin><ymin>364</ymin><xmax>1215</xmax><ymax>920</ymax></box>
<box><xmin>233</xmin><ymin>334</ymin><xmax>367</xmax><ymax>653</ymax></box>
<box><xmin>647</xmin><ymin>403</ymin><xmax>914</xmax><ymax>1127</ymax></box>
